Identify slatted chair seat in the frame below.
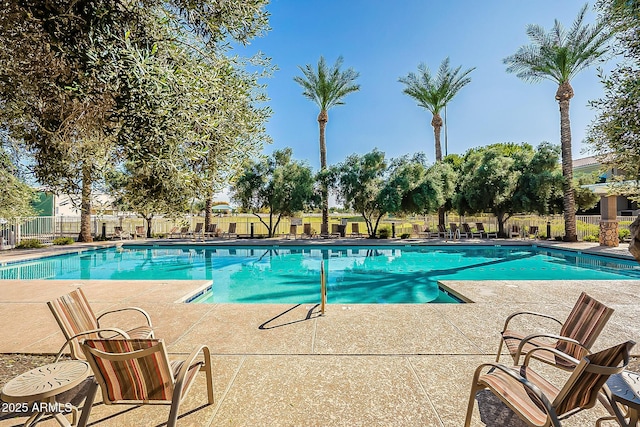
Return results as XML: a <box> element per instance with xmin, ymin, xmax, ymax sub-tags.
<box><xmin>79</xmin><ymin>339</ymin><xmax>214</xmax><ymax>427</ymax></box>
<box><xmin>496</xmin><ymin>292</ymin><xmax>614</xmax><ymax>370</ymax></box>
<box><xmin>466</xmin><ymin>341</ymin><xmax>635</xmax><ymax>427</ymax></box>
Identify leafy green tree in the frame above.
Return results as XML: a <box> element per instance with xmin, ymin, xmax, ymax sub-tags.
<box><xmin>331</xmin><ymin>150</ymin><xmax>448</xmax><ymax>237</ymax></box>
<box><xmin>588</xmin><ymin>0</ymin><xmax>640</xmax><ymax>201</ymax></box>
<box><xmin>0</xmin><ymin>148</ymin><xmax>36</xmax><ymax>219</ymax></box>
<box><xmin>231</xmin><ymin>149</ymin><xmax>318</xmax><ymax>237</ymax></box>
<box><xmin>293</xmin><ymin>56</ymin><xmax>360</xmax><ymax>230</ymax></box>
<box><xmin>504</xmin><ymin>4</ymin><xmax>612</xmax><ymax>241</ymax></box>
<box><xmin>399</xmin><ymin>58</ymin><xmax>475</xmax><ymax>162</ymax></box>
<box><xmin>454</xmin><ymin>143</ymin><xmax>564</xmax><ymax>236</ymax></box>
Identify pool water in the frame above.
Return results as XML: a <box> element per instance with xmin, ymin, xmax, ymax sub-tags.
<box><xmin>1</xmin><ymin>245</ymin><xmax>639</xmax><ymax>304</ymax></box>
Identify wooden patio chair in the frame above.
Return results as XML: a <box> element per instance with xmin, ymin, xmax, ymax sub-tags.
<box><xmin>350</xmin><ymin>223</ymin><xmax>364</xmax><ymax>237</ymax></box>
<box><xmin>437</xmin><ymin>223</ymin><xmax>449</xmax><ymax>238</ymax></box>
<box><xmin>475</xmin><ymin>222</ymin><xmax>497</xmax><ymax>238</ymax></box>
<box><xmin>204</xmin><ymin>224</ymin><xmax>217</xmax><ymax>239</ymax></box>
<box><xmin>286</xmin><ymin>224</ymin><xmax>298</xmax><ymax>239</ymax></box>
<box><xmin>510</xmin><ymin>224</ymin><xmax>522</xmax><ymax>239</ymax></box>
<box><xmin>168</xmin><ymin>226</ymin><xmax>180</xmax><ymax>238</ymax></box>
<box><xmin>496</xmin><ymin>292</ymin><xmax>615</xmax><ymax>371</ymax></box>
<box><xmin>47</xmin><ymin>288</ymin><xmax>153</xmax><ymax>360</ymax></box>
<box><xmin>79</xmin><ymin>338</ymin><xmax>214</xmax><ymax>427</ymax></box>
<box><xmin>191</xmin><ymin>222</ymin><xmax>204</xmax><ymax>241</ymax></box>
<box><xmin>465</xmin><ymin>340</ymin><xmax>635</xmax><ymax>427</ymax></box>
<box><xmin>113</xmin><ymin>226</ymin><xmax>131</xmax><ymax>240</ymax></box>
<box><xmin>302</xmin><ymin>223</ymin><xmax>316</xmax><ymax>239</ymax></box>
<box><xmin>528</xmin><ymin>225</ymin><xmax>540</xmax><ymax>239</ymax></box>
<box><xmin>462</xmin><ymin>223</ymin><xmax>476</xmax><ymax>238</ymax></box>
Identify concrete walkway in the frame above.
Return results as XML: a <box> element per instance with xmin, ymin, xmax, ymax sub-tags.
<box><xmin>0</xmin><ymin>240</ymin><xmax>638</xmax><ymax>426</ymax></box>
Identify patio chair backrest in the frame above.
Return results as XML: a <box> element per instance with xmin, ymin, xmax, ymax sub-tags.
<box><xmin>136</xmin><ymin>226</ymin><xmax>145</xmax><ymax>235</ymax></box>
<box><xmin>331</xmin><ymin>224</ymin><xmax>339</xmax><ymax>234</ymax></box>
<box><xmin>290</xmin><ymin>224</ymin><xmax>297</xmax><ymax>234</ymax></box>
<box><xmin>450</xmin><ymin>223</ymin><xmax>458</xmax><ymax>232</ymax></box>
<box><xmin>412</xmin><ymin>224</ymin><xmax>421</xmax><ymax>234</ymax></box>
<box><xmin>47</xmin><ymin>288</ymin><xmax>99</xmax><ymax>359</ymax></box>
<box><xmin>556</xmin><ymin>292</ymin><xmax>614</xmax><ymax>357</ymax></box>
<box><xmin>352</xmin><ymin>223</ymin><xmax>359</xmax><ymax>233</ymax></box>
<box><xmin>228</xmin><ymin>223</ymin><xmax>236</xmax><ymax>233</ymax></box>
<box><xmin>180</xmin><ymin>226</ymin><xmax>189</xmax><ymax>233</ymax></box>
<box><xmin>304</xmin><ymin>223</ymin><xmax>312</xmax><ymax>235</ymax></box>
<box><xmin>438</xmin><ymin>224</ymin><xmax>446</xmax><ymax>233</ymax></box>
<box><xmin>194</xmin><ymin>223</ymin><xmax>203</xmax><ymax>233</ymax></box>
<box><xmin>462</xmin><ymin>223</ymin><xmax>473</xmax><ymax>233</ymax></box>
<box><xmin>475</xmin><ymin>222</ymin><xmax>485</xmax><ymax>232</ymax></box>
<box><xmin>553</xmin><ymin>340</ymin><xmax>634</xmax><ymax>416</ymax></box>
<box><xmin>206</xmin><ymin>224</ymin><xmax>216</xmax><ymax>233</ymax></box>
<box><xmin>82</xmin><ymin>338</ymin><xmax>175</xmax><ymax>404</ymax></box>
<box><xmin>529</xmin><ymin>226</ymin><xmax>538</xmax><ymax>234</ymax></box>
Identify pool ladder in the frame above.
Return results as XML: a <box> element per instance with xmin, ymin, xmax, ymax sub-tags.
<box><xmin>320</xmin><ymin>262</ymin><xmax>327</xmax><ymax>315</ymax></box>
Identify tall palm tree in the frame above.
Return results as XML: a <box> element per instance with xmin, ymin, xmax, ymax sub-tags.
<box><xmin>294</xmin><ymin>56</ymin><xmax>360</xmax><ymax>229</ymax></box>
<box><xmin>504</xmin><ymin>4</ymin><xmax>612</xmax><ymax>242</ymax></box>
<box><xmin>399</xmin><ymin>58</ymin><xmax>475</xmax><ymax>162</ymax></box>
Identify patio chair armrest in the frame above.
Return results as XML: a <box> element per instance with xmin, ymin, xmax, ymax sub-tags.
<box><xmin>522</xmin><ymin>346</ymin><xmax>581</xmax><ymax>368</ymax></box>
<box><xmin>472</xmin><ymin>362</ymin><xmax>558</xmax><ymax>423</ymax></box>
<box><xmin>515</xmin><ymin>333</ymin><xmax>586</xmax><ymax>364</ymax></box>
<box><xmin>54</xmin><ymin>328</ymin><xmax>130</xmax><ymax>362</ymax></box>
<box><xmin>173</xmin><ymin>345</ymin><xmax>212</xmax><ymax>400</ymax></box>
<box><xmin>501</xmin><ymin>311</ymin><xmax>562</xmax><ymax>332</ymax></box>
<box><xmin>97</xmin><ymin>307</ymin><xmax>153</xmax><ymax>328</ymax></box>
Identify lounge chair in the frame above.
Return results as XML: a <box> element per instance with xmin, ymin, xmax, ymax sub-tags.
<box><xmin>412</xmin><ymin>224</ymin><xmax>430</xmax><ymax>238</ymax></box>
<box><xmin>450</xmin><ymin>223</ymin><xmax>469</xmax><ymax>238</ymax></box>
<box><xmin>135</xmin><ymin>225</ymin><xmax>146</xmax><ymax>239</ymax></box>
<box><xmin>475</xmin><ymin>222</ymin><xmax>497</xmax><ymax>238</ymax></box>
<box><xmin>528</xmin><ymin>225</ymin><xmax>540</xmax><ymax>239</ymax></box>
<box><xmin>286</xmin><ymin>224</ymin><xmax>298</xmax><ymax>239</ymax></box>
<box><xmin>510</xmin><ymin>224</ymin><xmax>522</xmax><ymax>239</ymax></box>
<box><xmin>47</xmin><ymin>288</ymin><xmax>153</xmax><ymax>360</ymax></box>
<box><xmin>302</xmin><ymin>223</ymin><xmax>317</xmax><ymax>239</ymax></box>
<box><xmin>465</xmin><ymin>340</ymin><xmax>635</xmax><ymax>427</ymax></box>
<box><xmin>222</xmin><ymin>222</ymin><xmax>238</xmax><ymax>239</ymax></box>
<box><xmin>204</xmin><ymin>224</ymin><xmax>217</xmax><ymax>239</ymax></box>
<box><xmin>436</xmin><ymin>223</ymin><xmax>449</xmax><ymax>239</ymax></box>
<box><xmin>79</xmin><ymin>338</ymin><xmax>214</xmax><ymax>427</ymax></box>
<box><xmin>191</xmin><ymin>222</ymin><xmax>204</xmax><ymax>241</ymax></box>
<box><xmin>168</xmin><ymin>226</ymin><xmax>180</xmax><ymax>238</ymax></box>
<box><xmin>178</xmin><ymin>226</ymin><xmax>189</xmax><ymax>238</ymax></box>
<box><xmin>320</xmin><ymin>223</ymin><xmax>340</xmax><ymax>239</ymax></box>
<box><xmin>350</xmin><ymin>223</ymin><xmax>364</xmax><ymax>237</ymax></box>
<box><xmin>496</xmin><ymin>291</ymin><xmax>615</xmax><ymax>370</ymax></box>
<box><xmin>462</xmin><ymin>223</ymin><xmax>477</xmax><ymax>238</ymax></box>
<box><xmin>113</xmin><ymin>226</ymin><xmax>131</xmax><ymax>240</ymax></box>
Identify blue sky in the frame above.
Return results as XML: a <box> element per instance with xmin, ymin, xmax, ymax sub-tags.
<box><xmin>233</xmin><ymin>0</ymin><xmax>612</xmax><ymax>170</ymax></box>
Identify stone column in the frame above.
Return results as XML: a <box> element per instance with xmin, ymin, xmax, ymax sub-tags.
<box><xmin>599</xmin><ymin>220</ymin><xmax>619</xmax><ymax>247</ymax></box>
<box><xmin>599</xmin><ymin>195</ymin><xmax>619</xmax><ymax>247</ymax></box>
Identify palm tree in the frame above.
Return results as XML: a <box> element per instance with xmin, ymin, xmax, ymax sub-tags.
<box><xmin>294</xmin><ymin>56</ymin><xmax>360</xmax><ymax>229</ymax></box>
<box><xmin>504</xmin><ymin>4</ymin><xmax>612</xmax><ymax>242</ymax></box>
<box><xmin>399</xmin><ymin>58</ymin><xmax>475</xmax><ymax>162</ymax></box>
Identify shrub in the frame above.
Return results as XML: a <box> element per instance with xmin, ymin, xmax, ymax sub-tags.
<box><xmin>16</xmin><ymin>239</ymin><xmax>44</xmax><ymax>249</ymax></box>
<box><xmin>378</xmin><ymin>227</ymin><xmax>390</xmax><ymax>239</ymax></box>
<box><xmin>400</xmin><ymin>233</ymin><xmax>410</xmax><ymax>239</ymax></box>
<box><xmin>619</xmin><ymin>228</ymin><xmax>631</xmax><ymax>242</ymax></box>
<box><xmin>53</xmin><ymin>237</ymin><xmax>75</xmax><ymax>245</ymax></box>
<box><xmin>554</xmin><ymin>236</ymin><xmax>563</xmax><ymax>241</ymax></box>
<box><xmin>583</xmin><ymin>235</ymin><xmax>599</xmax><ymax>242</ymax></box>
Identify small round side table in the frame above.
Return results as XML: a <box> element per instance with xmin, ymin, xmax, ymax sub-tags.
<box><xmin>1</xmin><ymin>360</ymin><xmax>91</xmax><ymax>427</ymax></box>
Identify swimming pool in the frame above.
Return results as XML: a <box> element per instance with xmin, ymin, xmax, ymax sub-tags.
<box><xmin>1</xmin><ymin>244</ymin><xmax>639</xmax><ymax>304</ymax></box>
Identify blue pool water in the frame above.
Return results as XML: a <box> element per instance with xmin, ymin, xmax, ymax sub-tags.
<box><xmin>1</xmin><ymin>245</ymin><xmax>639</xmax><ymax>304</ymax></box>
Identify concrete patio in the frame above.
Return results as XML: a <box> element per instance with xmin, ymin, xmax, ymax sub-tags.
<box><xmin>0</xmin><ymin>241</ymin><xmax>639</xmax><ymax>426</ymax></box>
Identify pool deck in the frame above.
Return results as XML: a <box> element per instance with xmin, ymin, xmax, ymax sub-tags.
<box><xmin>0</xmin><ymin>238</ymin><xmax>638</xmax><ymax>426</ymax></box>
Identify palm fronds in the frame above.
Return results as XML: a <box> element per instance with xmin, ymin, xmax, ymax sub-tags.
<box><xmin>293</xmin><ymin>56</ymin><xmax>360</xmax><ymax>112</ymax></box>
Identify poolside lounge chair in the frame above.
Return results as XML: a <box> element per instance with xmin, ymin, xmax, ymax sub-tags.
<box><xmin>528</xmin><ymin>225</ymin><xmax>540</xmax><ymax>239</ymax></box>
<box><xmin>350</xmin><ymin>223</ymin><xmax>364</xmax><ymax>237</ymax></box>
<box><xmin>204</xmin><ymin>224</ymin><xmax>217</xmax><ymax>239</ymax></box>
<box><xmin>450</xmin><ymin>223</ymin><xmax>469</xmax><ymax>239</ymax></box>
<box><xmin>113</xmin><ymin>226</ymin><xmax>131</xmax><ymax>240</ymax></box>
<box><xmin>510</xmin><ymin>224</ymin><xmax>522</xmax><ymax>239</ymax></box>
<box><xmin>47</xmin><ymin>288</ymin><xmax>154</xmax><ymax>360</ymax></box>
<box><xmin>222</xmin><ymin>222</ymin><xmax>238</xmax><ymax>239</ymax></box>
<box><xmin>462</xmin><ymin>223</ymin><xmax>477</xmax><ymax>238</ymax></box>
<box><xmin>168</xmin><ymin>226</ymin><xmax>180</xmax><ymax>238</ymax></box>
<box><xmin>286</xmin><ymin>224</ymin><xmax>298</xmax><ymax>239</ymax></box>
<box><xmin>135</xmin><ymin>225</ymin><xmax>146</xmax><ymax>239</ymax></box>
<box><xmin>191</xmin><ymin>222</ymin><xmax>204</xmax><ymax>241</ymax></box>
<box><xmin>465</xmin><ymin>340</ymin><xmax>634</xmax><ymax>427</ymax></box>
<box><xmin>79</xmin><ymin>338</ymin><xmax>214</xmax><ymax>427</ymax></box>
<box><xmin>320</xmin><ymin>223</ymin><xmax>340</xmax><ymax>239</ymax></box>
<box><xmin>496</xmin><ymin>291</ymin><xmax>615</xmax><ymax>371</ymax></box>
<box><xmin>412</xmin><ymin>224</ymin><xmax>430</xmax><ymax>238</ymax></box>
<box><xmin>302</xmin><ymin>223</ymin><xmax>317</xmax><ymax>239</ymax></box>
<box><xmin>475</xmin><ymin>222</ymin><xmax>497</xmax><ymax>238</ymax></box>
<box><xmin>178</xmin><ymin>226</ymin><xmax>189</xmax><ymax>238</ymax></box>
<box><xmin>437</xmin><ymin>224</ymin><xmax>449</xmax><ymax>239</ymax></box>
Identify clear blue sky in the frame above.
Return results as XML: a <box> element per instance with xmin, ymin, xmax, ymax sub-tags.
<box><xmin>234</xmin><ymin>0</ymin><xmax>611</xmax><ymax>170</ymax></box>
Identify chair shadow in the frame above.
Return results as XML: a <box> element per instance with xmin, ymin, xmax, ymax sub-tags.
<box><xmin>259</xmin><ymin>304</ymin><xmax>322</xmax><ymax>330</ymax></box>
<box><xmin>475</xmin><ymin>389</ymin><xmax>528</xmax><ymax>427</ymax></box>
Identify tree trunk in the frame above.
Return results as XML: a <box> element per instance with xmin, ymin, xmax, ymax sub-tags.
<box><xmin>78</xmin><ymin>165</ymin><xmax>93</xmax><ymax>242</ymax></box>
<box><xmin>497</xmin><ymin>212</ymin><xmax>506</xmax><ymax>237</ymax></box>
<box><xmin>556</xmin><ymin>81</ymin><xmax>577</xmax><ymax>242</ymax></box>
<box><xmin>318</xmin><ymin>110</ymin><xmax>329</xmax><ymax>229</ymax></box>
<box><xmin>432</xmin><ymin>112</ymin><xmax>445</xmax><ymax>225</ymax></box>
<box><xmin>204</xmin><ymin>195</ymin><xmax>213</xmax><ymax>231</ymax></box>
<box><xmin>431</xmin><ymin>112</ymin><xmax>443</xmax><ymax>162</ymax></box>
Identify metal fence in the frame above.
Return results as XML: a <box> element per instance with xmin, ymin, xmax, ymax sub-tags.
<box><xmin>0</xmin><ymin>213</ymin><xmax>634</xmax><ymax>249</ymax></box>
